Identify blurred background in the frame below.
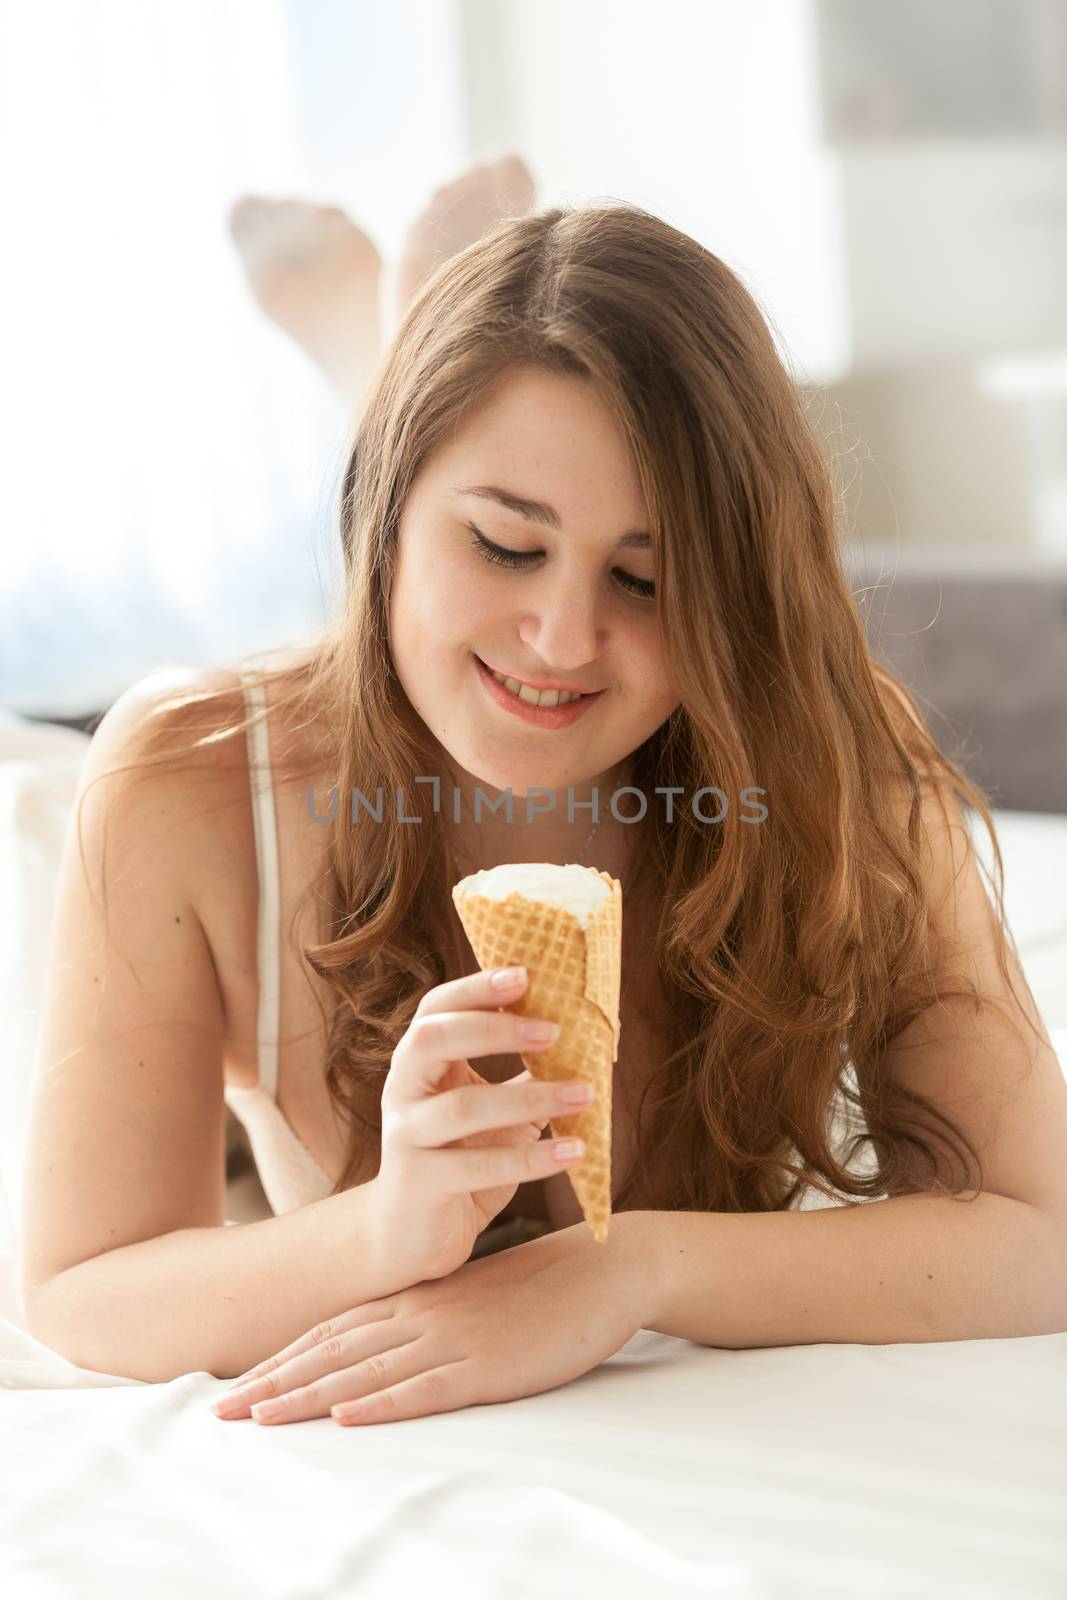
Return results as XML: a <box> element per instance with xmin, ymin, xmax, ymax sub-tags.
<box><xmin>1</xmin><ymin>0</ymin><xmax>1066</xmax><ymax>815</ymax></box>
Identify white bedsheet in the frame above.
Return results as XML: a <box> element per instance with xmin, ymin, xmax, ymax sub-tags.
<box><xmin>2</xmin><ymin>708</ymin><xmax>1066</xmax><ymax>1599</ymax></box>
<box><xmin>3</xmin><ymin>1315</ymin><xmax>1065</xmax><ymax>1600</ymax></box>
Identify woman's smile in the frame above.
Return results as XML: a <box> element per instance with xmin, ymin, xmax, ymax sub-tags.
<box><xmin>473</xmin><ymin>652</ymin><xmax>604</xmax><ymax>729</ymax></box>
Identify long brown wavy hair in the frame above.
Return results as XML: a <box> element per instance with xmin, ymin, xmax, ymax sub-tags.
<box><xmin>84</xmin><ymin>200</ymin><xmax>1045</xmax><ymax>1216</ymax></box>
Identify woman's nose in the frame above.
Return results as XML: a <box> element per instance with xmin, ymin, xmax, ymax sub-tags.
<box><xmin>518</xmin><ymin>578</ymin><xmax>606</xmax><ymax>668</ymax></box>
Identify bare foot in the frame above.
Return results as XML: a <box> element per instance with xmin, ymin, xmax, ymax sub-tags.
<box><xmin>228</xmin><ymin>196</ymin><xmax>383</xmax><ymax>414</ymax></box>
<box><xmin>386</xmin><ymin>154</ymin><xmax>536</xmax><ymax>336</ymax></box>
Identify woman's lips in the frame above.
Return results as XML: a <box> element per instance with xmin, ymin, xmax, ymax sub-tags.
<box><xmin>473</xmin><ymin>654</ymin><xmax>603</xmax><ymax>729</ymax></box>
<box><xmin>477</xmin><ymin>657</ymin><xmax>598</xmax><ymax>696</ymax></box>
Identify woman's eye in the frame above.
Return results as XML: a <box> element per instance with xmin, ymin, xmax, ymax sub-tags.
<box><xmin>466</xmin><ymin>524</ymin><xmax>655</xmax><ymax>601</ymax></box>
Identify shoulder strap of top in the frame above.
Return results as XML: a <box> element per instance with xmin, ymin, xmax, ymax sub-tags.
<box><xmin>237</xmin><ymin>667</ymin><xmax>281</xmax><ymax>1100</ymax></box>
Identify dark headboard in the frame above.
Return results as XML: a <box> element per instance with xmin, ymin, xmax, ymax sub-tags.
<box><xmin>846</xmin><ymin>548</ymin><xmax>1067</xmax><ymax>815</ymax></box>
<box><xmin>23</xmin><ymin>710</ymin><xmax>107</xmax><ymax>738</ymax></box>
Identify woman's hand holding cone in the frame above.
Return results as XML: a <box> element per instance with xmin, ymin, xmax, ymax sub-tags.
<box><xmin>372</xmin><ymin>966</ymin><xmax>595</xmax><ymax>1283</ymax></box>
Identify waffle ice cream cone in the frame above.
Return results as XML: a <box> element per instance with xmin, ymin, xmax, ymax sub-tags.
<box><xmin>451</xmin><ymin>863</ymin><xmax>621</xmax><ymax>1243</ymax></box>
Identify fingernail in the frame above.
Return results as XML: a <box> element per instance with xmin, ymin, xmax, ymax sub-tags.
<box><xmin>333</xmin><ymin>1400</ymin><xmax>366</xmax><ymax>1422</ymax></box>
<box><xmin>251</xmin><ymin>1399</ymin><xmax>287</xmax><ymax>1422</ymax></box>
<box><xmin>491</xmin><ymin>967</ymin><xmax>526</xmax><ymax>990</ymax></box>
<box><xmin>213</xmin><ymin>1392</ymin><xmax>253</xmax><ymax>1418</ymax></box>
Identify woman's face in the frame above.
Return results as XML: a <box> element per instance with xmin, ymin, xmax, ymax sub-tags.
<box><xmin>388</xmin><ymin>366</ymin><xmax>680</xmax><ymax>804</ymax></box>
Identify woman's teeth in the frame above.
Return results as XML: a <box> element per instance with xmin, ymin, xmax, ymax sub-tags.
<box><xmin>487</xmin><ymin>665</ymin><xmax>584</xmax><ymax>708</ymax></box>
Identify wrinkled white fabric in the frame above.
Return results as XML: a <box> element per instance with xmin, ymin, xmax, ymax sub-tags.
<box><xmin>2</xmin><ymin>1311</ymin><xmax>1065</xmax><ymax>1600</ymax></box>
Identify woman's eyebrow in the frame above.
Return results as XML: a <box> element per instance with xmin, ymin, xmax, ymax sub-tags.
<box><xmin>450</xmin><ymin>483</ymin><xmax>651</xmax><ymax>549</ymax></box>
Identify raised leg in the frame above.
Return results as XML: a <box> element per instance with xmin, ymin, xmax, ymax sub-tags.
<box><xmin>384</xmin><ymin>153</ymin><xmax>536</xmax><ymax>339</ymax></box>
<box><xmin>228</xmin><ymin>154</ymin><xmax>537</xmax><ymax>416</ymax></box>
<box><xmin>228</xmin><ymin>195</ymin><xmax>383</xmax><ymax>414</ymax></box>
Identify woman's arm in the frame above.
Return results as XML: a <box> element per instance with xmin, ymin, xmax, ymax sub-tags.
<box><xmin>621</xmin><ymin>1193</ymin><xmax>1067</xmax><ymax>1347</ymax></box>
<box><xmin>621</xmin><ymin>776</ymin><xmax>1067</xmax><ymax>1348</ymax></box>
<box><xmin>18</xmin><ymin>678</ymin><xmax>413</xmax><ymax>1382</ymax></box>
<box><xmin>25</xmin><ymin>1174</ymin><xmax>413</xmax><ymax>1383</ymax></box>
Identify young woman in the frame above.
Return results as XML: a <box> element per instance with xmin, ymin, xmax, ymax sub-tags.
<box><xmin>19</xmin><ymin>158</ymin><xmax>1067</xmax><ymax>1420</ymax></box>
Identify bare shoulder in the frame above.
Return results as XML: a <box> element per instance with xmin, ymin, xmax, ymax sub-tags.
<box><xmin>108</xmin><ymin>646</ymin><xmax>323</xmax><ymax>802</ymax></box>
<box><xmin>75</xmin><ymin>664</ymin><xmax>274</xmax><ymax>951</ymax></box>
<box><xmin>91</xmin><ymin>645</ymin><xmax>331</xmax><ymax>941</ymax></box>
<box><xmin>115</xmin><ymin>662</ymin><xmax>251</xmax><ymax>770</ymax></box>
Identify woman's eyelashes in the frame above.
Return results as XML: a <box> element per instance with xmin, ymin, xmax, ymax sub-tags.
<box><xmin>465</xmin><ymin>523</ymin><xmax>655</xmax><ymax>600</ymax></box>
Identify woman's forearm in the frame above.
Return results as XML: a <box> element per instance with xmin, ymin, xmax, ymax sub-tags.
<box><xmin>24</xmin><ymin>1176</ymin><xmax>406</xmax><ymax>1383</ymax></box>
<box><xmin>622</xmin><ymin>1192</ymin><xmax>1067</xmax><ymax>1348</ymax></box>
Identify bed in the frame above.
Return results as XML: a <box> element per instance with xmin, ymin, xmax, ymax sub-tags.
<box><xmin>2</xmin><ymin>703</ymin><xmax>1065</xmax><ymax>1600</ymax></box>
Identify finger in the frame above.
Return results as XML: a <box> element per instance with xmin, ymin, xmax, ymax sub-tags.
<box><xmin>405</xmin><ymin>1065</ymin><xmax>589</xmax><ymax>1149</ymax></box>
<box><xmin>404</xmin><ymin>1134</ymin><xmax>587</xmax><ymax>1196</ymax></box>
<box><xmin>225</xmin><ymin>1358</ymin><xmax>269</xmax><ymax>1388</ymax></box>
<box><xmin>246</xmin><ymin>1314</ymin><xmax>410</xmax><ymax>1410</ymax></box>
<box><xmin>396</xmin><ymin>1007</ymin><xmax>560</xmax><ymax>1098</ymax></box>
<box><xmin>333</xmin><ymin>1361</ymin><xmax>473</xmax><ymax>1426</ymax></box>
<box><xmin>489</xmin><ymin>1068</ymin><xmax>550</xmax><ymax>1131</ymax></box>
<box><xmin>216</xmin><ymin>1316</ymin><xmax>400</xmax><ymax>1419</ymax></box>
<box><xmin>218</xmin><ymin>1301</ymin><xmax>396</xmax><ymax>1398</ymax></box>
<box><xmin>250</xmin><ymin>1329</ymin><xmax>424</xmax><ymax>1425</ymax></box>
<box><xmin>510</xmin><ymin>1069</ymin><xmax>552</xmax><ymax>1130</ymax></box>
<box><xmin>444</xmin><ymin>1110</ymin><xmax>546</xmax><ymax>1152</ymax></box>
<box><xmin>415</xmin><ymin>966</ymin><xmax>528</xmax><ymax>1018</ymax></box>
